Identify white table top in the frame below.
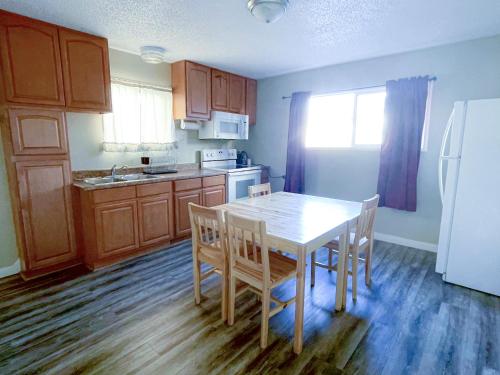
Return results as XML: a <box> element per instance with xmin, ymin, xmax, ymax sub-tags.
<box><xmin>218</xmin><ymin>192</ymin><xmax>362</xmax><ymax>252</ymax></box>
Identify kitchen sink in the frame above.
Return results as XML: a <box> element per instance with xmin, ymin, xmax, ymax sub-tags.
<box><xmin>83</xmin><ymin>174</ymin><xmax>160</xmax><ymax>185</ymax></box>
<box><xmin>117</xmin><ymin>174</ymin><xmax>160</xmax><ymax>181</ymax></box>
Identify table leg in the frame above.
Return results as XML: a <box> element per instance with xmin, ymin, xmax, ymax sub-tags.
<box><xmin>335</xmin><ymin>222</ymin><xmax>349</xmax><ymax>311</ymax></box>
<box><xmin>342</xmin><ymin>221</ymin><xmax>351</xmax><ymax>309</ymax></box>
<box><xmin>293</xmin><ymin>246</ymin><xmax>306</xmax><ymax>354</ymax></box>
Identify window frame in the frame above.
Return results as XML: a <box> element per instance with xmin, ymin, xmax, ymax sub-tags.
<box><xmin>305</xmin><ymin>84</ymin><xmax>432</xmax><ymax>152</ymax></box>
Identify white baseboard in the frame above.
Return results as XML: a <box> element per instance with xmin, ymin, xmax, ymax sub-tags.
<box><xmin>374</xmin><ymin>232</ymin><xmax>437</xmax><ymax>252</ymax></box>
<box><xmin>0</xmin><ymin>259</ymin><xmax>20</xmax><ymax>279</ymax></box>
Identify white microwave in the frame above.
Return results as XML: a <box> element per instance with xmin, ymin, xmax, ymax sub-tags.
<box><xmin>198</xmin><ymin>111</ymin><xmax>249</xmax><ymax>140</ymax></box>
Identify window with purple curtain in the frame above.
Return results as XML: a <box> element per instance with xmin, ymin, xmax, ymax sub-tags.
<box><xmin>284</xmin><ymin>91</ymin><xmax>311</xmax><ymax>194</ymax></box>
<box><xmin>377</xmin><ymin>76</ymin><xmax>430</xmax><ymax>211</ymax></box>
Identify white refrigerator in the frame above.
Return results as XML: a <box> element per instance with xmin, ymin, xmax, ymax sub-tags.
<box><xmin>436</xmin><ymin>98</ymin><xmax>500</xmax><ymax>296</ymax></box>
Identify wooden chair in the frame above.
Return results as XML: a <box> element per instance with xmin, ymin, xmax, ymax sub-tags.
<box><xmin>311</xmin><ymin>194</ymin><xmax>380</xmax><ymax>300</ymax></box>
<box><xmin>248</xmin><ymin>182</ymin><xmax>271</xmax><ymax>198</ymax></box>
<box><xmin>189</xmin><ymin>202</ymin><xmax>229</xmax><ymax>321</ymax></box>
<box><xmin>225</xmin><ymin>211</ymin><xmax>297</xmax><ymax>349</ymax></box>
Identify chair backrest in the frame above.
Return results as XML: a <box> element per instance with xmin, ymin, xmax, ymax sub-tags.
<box><xmin>248</xmin><ymin>183</ymin><xmax>271</xmax><ymax>198</ymax></box>
<box><xmin>188</xmin><ymin>202</ymin><xmax>226</xmax><ymax>254</ymax></box>
<box><xmin>225</xmin><ymin>211</ymin><xmax>271</xmax><ymax>286</ymax></box>
<box><xmin>354</xmin><ymin>194</ymin><xmax>380</xmax><ymax>243</ymax></box>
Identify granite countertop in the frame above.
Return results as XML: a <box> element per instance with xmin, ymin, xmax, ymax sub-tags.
<box><xmin>73</xmin><ymin>168</ymin><xmax>227</xmax><ymax>191</ymax></box>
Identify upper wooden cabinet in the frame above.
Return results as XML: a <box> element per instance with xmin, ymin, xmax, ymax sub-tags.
<box><xmin>0</xmin><ymin>10</ymin><xmax>112</xmax><ymax>113</ymax></box>
<box><xmin>0</xmin><ymin>12</ymin><xmax>65</xmax><ymax>106</ymax></box>
<box><xmin>211</xmin><ymin>69</ymin><xmax>229</xmax><ymax>111</ymax></box>
<box><xmin>172</xmin><ymin>60</ymin><xmax>211</xmax><ymax>120</ymax></box>
<box><xmin>246</xmin><ymin>79</ymin><xmax>257</xmax><ymax>125</ymax></box>
<box><xmin>8</xmin><ymin>107</ymin><xmax>68</xmax><ymax>155</ymax></box>
<box><xmin>15</xmin><ymin>159</ymin><xmax>77</xmax><ymax>271</ymax></box>
<box><xmin>59</xmin><ymin>29</ymin><xmax>112</xmax><ymax>113</ymax></box>
<box><xmin>229</xmin><ymin>74</ymin><xmax>246</xmax><ymax>114</ymax></box>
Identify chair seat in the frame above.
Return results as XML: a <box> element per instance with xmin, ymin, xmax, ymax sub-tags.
<box><xmin>326</xmin><ymin>233</ymin><xmax>368</xmax><ymax>250</ymax></box>
<box><xmin>234</xmin><ymin>249</ymin><xmax>297</xmax><ymax>285</ymax></box>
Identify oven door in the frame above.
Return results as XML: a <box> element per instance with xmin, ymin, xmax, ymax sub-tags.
<box><xmin>227</xmin><ymin>170</ymin><xmax>262</xmax><ymax>202</ymax></box>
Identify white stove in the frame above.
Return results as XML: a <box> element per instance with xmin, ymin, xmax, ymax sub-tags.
<box><xmin>201</xmin><ymin>149</ymin><xmax>262</xmax><ymax>202</ymax></box>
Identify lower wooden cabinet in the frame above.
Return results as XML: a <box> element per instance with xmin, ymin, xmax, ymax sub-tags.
<box><xmin>77</xmin><ymin>176</ymin><xmax>225</xmax><ymax>269</ymax></box>
<box><xmin>16</xmin><ymin>159</ymin><xmax>78</xmax><ymax>273</ymax></box>
<box><xmin>174</xmin><ymin>188</ymin><xmax>203</xmax><ymax>237</ymax></box>
<box><xmin>203</xmin><ymin>185</ymin><xmax>226</xmax><ymax>207</ymax></box>
<box><xmin>95</xmin><ymin>200</ymin><xmax>139</xmax><ymax>258</ymax></box>
<box><xmin>138</xmin><ymin>194</ymin><xmax>174</xmax><ymax>246</ymax></box>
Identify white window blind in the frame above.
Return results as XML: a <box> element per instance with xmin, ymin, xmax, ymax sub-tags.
<box><xmin>102</xmin><ymin>82</ymin><xmax>175</xmax><ymax>152</ymax></box>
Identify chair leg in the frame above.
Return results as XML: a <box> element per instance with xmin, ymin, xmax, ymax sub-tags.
<box><xmin>221</xmin><ymin>263</ymin><xmax>228</xmax><ymax>321</ymax></box>
<box><xmin>352</xmin><ymin>248</ymin><xmax>358</xmax><ymax>301</ymax></box>
<box><xmin>228</xmin><ymin>275</ymin><xmax>236</xmax><ymax>326</ymax></box>
<box><xmin>310</xmin><ymin>251</ymin><xmax>316</xmax><ymax>287</ymax></box>
<box><xmin>193</xmin><ymin>258</ymin><xmax>201</xmax><ymax>305</ymax></box>
<box><xmin>260</xmin><ymin>288</ymin><xmax>271</xmax><ymax>349</ymax></box>
<box><xmin>365</xmin><ymin>238</ymin><xmax>374</xmax><ymax>286</ymax></box>
<box><xmin>328</xmin><ymin>248</ymin><xmax>333</xmax><ymax>272</ymax></box>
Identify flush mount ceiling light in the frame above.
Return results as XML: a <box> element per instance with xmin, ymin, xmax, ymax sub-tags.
<box><xmin>247</xmin><ymin>0</ymin><xmax>289</xmax><ymax>24</ymax></box>
<box><xmin>140</xmin><ymin>46</ymin><xmax>166</xmax><ymax>64</ymax></box>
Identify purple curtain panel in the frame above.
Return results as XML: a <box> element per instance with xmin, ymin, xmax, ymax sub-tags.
<box><xmin>284</xmin><ymin>91</ymin><xmax>311</xmax><ymax>194</ymax></box>
<box><xmin>377</xmin><ymin>76</ymin><xmax>430</xmax><ymax>211</ymax></box>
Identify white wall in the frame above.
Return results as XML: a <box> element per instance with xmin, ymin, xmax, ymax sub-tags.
<box><xmin>244</xmin><ymin>35</ymin><xmax>500</xmax><ymax>246</ymax></box>
<box><xmin>0</xmin><ymin>131</ymin><xmax>18</xmax><ymax>270</ymax></box>
<box><xmin>68</xmin><ymin>49</ymin><xmax>232</xmax><ymax>170</ymax></box>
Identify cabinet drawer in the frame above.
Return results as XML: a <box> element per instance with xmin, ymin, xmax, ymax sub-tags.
<box><xmin>92</xmin><ymin>186</ymin><xmax>136</xmax><ymax>204</ymax></box>
<box><xmin>174</xmin><ymin>178</ymin><xmax>202</xmax><ymax>192</ymax></box>
<box><xmin>136</xmin><ymin>181</ymin><xmax>172</xmax><ymax>197</ymax></box>
<box><xmin>203</xmin><ymin>175</ymin><xmax>226</xmax><ymax>187</ymax></box>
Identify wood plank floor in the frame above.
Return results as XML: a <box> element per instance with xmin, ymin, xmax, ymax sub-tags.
<box><xmin>0</xmin><ymin>241</ymin><xmax>498</xmax><ymax>375</ymax></box>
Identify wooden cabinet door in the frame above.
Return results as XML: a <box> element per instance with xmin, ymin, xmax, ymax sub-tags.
<box><xmin>229</xmin><ymin>74</ymin><xmax>246</xmax><ymax>114</ymax></box>
<box><xmin>95</xmin><ymin>200</ymin><xmax>139</xmax><ymax>258</ymax></box>
<box><xmin>0</xmin><ymin>11</ymin><xmax>65</xmax><ymax>106</ymax></box>
<box><xmin>138</xmin><ymin>194</ymin><xmax>174</xmax><ymax>247</ymax></box>
<box><xmin>16</xmin><ymin>159</ymin><xmax>77</xmax><ymax>270</ymax></box>
<box><xmin>59</xmin><ymin>28</ymin><xmax>112</xmax><ymax>112</ymax></box>
<box><xmin>245</xmin><ymin>79</ymin><xmax>257</xmax><ymax>125</ymax></box>
<box><xmin>211</xmin><ymin>69</ymin><xmax>229</xmax><ymax>111</ymax></box>
<box><xmin>175</xmin><ymin>189</ymin><xmax>202</xmax><ymax>237</ymax></box>
<box><xmin>186</xmin><ymin>61</ymin><xmax>211</xmax><ymax>119</ymax></box>
<box><xmin>9</xmin><ymin>107</ymin><xmax>68</xmax><ymax>155</ymax></box>
<box><xmin>203</xmin><ymin>186</ymin><xmax>226</xmax><ymax>207</ymax></box>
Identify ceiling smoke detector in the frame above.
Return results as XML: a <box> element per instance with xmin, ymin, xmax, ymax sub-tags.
<box><xmin>140</xmin><ymin>46</ymin><xmax>166</xmax><ymax>64</ymax></box>
<box><xmin>247</xmin><ymin>0</ymin><xmax>289</xmax><ymax>24</ymax></box>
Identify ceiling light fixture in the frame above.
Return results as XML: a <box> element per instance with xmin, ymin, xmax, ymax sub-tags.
<box><xmin>247</xmin><ymin>0</ymin><xmax>289</xmax><ymax>24</ymax></box>
<box><xmin>140</xmin><ymin>46</ymin><xmax>166</xmax><ymax>64</ymax></box>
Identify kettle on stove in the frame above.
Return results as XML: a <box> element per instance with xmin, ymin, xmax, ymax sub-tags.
<box><xmin>237</xmin><ymin>151</ymin><xmax>248</xmax><ymax>166</ymax></box>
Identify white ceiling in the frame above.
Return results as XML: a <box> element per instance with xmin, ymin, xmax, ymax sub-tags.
<box><xmin>1</xmin><ymin>0</ymin><xmax>500</xmax><ymax>79</ymax></box>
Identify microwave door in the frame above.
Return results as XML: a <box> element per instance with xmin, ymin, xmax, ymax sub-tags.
<box><xmin>218</xmin><ymin>120</ymin><xmax>240</xmax><ymax>139</ymax></box>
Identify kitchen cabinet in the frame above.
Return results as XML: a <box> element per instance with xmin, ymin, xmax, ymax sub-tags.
<box><xmin>138</xmin><ymin>194</ymin><xmax>174</xmax><ymax>246</ymax></box>
<box><xmin>0</xmin><ymin>10</ymin><xmax>112</xmax><ymax>112</ymax></box>
<box><xmin>246</xmin><ymin>79</ymin><xmax>257</xmax><ymax>125</ymax></box>
<box><xmin>8</xmin><ymin>107</ymin><xmax>68</xmax><ymax>155</ymax></box>
<box><xmin>59</xmin><ymin>28</ymin><xmax>112</xmax><ymax>113</ymax></box>
<box><xmin>229</xmin><ymin>74</ymin><xmax>246</xmax><ymax>114</ymax></box>
<box><xmin>173</xmin><ymin>60</ymin><xmax>257</xmax><ymax>121</ymax></box>
<box><xmin>203</xmin><ymin>186</ymin><xmax>226</xmax><ymax>208</ymax></box>
<box><xmin>0</xmin><ymin>11</ymin><xmax>65</xmax><ymax>106</ymax></box>
<box><xmin>211</xmin><ymin>69</ymin><xmax>230</xmax><ymax>111</ymax></box>
<box><xmin>174</xmin><ymin>188</ymin><xmax>203</xmax><ymax>237</ymax></box>
<box><xmin>172</xmin><ymin>60</ymin><xmax>211</xmax><ymax>120</ymax></box>
<box><xmin>15</xmin><ymin>159</ymin><xmax>78</xmax><ymax>273</ymax></box>
<box><xmin>77</xmin><ymin>176</ymin><xmax>225</xmax><ymax>269</ymax></box>
<box><xmin>95</xmin><ymin>200</ymin><xmax>139</xmax><ymax>257</ymax></box>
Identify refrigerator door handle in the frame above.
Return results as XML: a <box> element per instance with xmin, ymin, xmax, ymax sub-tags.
<box><xmin>439</xmin><ymin>109</ymin><xmax>456</xmax><ymax>204</ymax></box>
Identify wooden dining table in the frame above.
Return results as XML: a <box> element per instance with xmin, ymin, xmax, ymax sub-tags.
<box><xmin>216</xmin><ymin>192</ymin><xmax>362</xmax><ymax>354</ymax></box>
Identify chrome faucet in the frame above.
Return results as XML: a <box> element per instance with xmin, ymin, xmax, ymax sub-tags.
<box><xmin>111</xmin><ymin>164</ymin><xmax>128</xmax><ymax>179</ymax></box>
